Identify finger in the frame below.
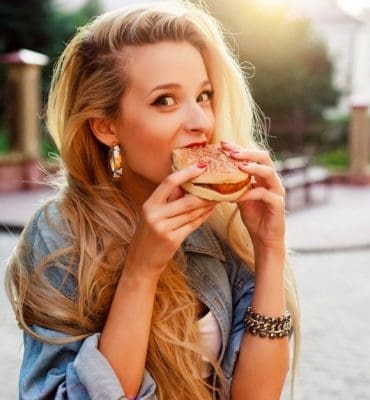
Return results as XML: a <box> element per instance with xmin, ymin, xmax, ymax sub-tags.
<box><xmin>238</xmin><ymin>162</ymin><xmax>285</xmax><ymax>196</ymax></box>
<box><xmin>234</xmin><ymin>186</ymin><xmax>285</xmax><ymax>210</ymax></box>
<box><xmin>163</xmin><ymin>193</ymin><xmax>216</xmax><ymax>218</ymax></box>
<box><xmin>229</xmin><ymin>149</ymin><xmax>274</xmax><ymax>168</ymax></box>
<box><xmin>150</xmin><ymin>163</ymin><xmax>208</xmax><ymax>204</ymax></box>
<box><xmin>143</xmin><ymin>193</ymin><xmax>215</xmax><ymax>229</ymax></box>
<box><xmin>220</xmin><ymin>140</ymin><xmax>242</xmax><ymax>151</ymax></box>
<box><xmin>170</xmin><ymin>205</ymin><xmax>215</xmax><ymax>238</ymax></box>
<box><xmin>158</xmin><ymin>204</ymin><xmax>216</xmax><ymax>232</ymax></box>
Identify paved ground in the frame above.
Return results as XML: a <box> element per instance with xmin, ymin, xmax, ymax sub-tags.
<box><xmin>282</xmin><ymin>250</ymin><xmax>370</xmax><ymax>400</ymax></box>
<box><xmin>285</xmin><ymin>185</ymin><xmax>370</xmax><ymax>252</ymax></box>
<box><xmin>1</xmin><ymin>184</ymin><xmax>370</xmax><ymax>399</ymax></box>
<box><xmin>0</xmin><ymin>232</ymin><xmax>23</xmax><ymax>399</ymax></box>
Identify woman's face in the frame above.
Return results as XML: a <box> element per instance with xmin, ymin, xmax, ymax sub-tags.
<box><xmin>112</xmin><ymin>41</ymin><xmax>214</xmax><ymax>195</ymax></box>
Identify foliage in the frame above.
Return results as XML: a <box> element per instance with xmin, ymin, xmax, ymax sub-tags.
<box><xmin>0</xmin><ymin>0</ymin><xmax>102</xmax><ymax>157</ymax></box>
<box><xmin>0</xmin><ymin>0</ymin><xmax>56</xmax><ymax>54</ymax></box>
<box><xmin>200</xmin><ymin>0</ymin><xmax>341</xmax><ymax>153</ymax></box>
<box><xmin>0</xmin><ymin>0</ymin><xmax>102</xmax><ymax>55</ymax></box>
<box><xmin>0</xmin><ymin>126</ymin><xmax>9</xmax><ymax>154</ymax></box>
<box><xmin>238</xmin><ymin>6</ymin><xmax>339</xmax><ymax>117</ymax></box>
<box><xmin>313</xmin><ymin>147</ymin><xmax>349</xmax><ymax>171</ymax></box>
<box><xmin>321</xmin><ymin>114</ymin><xmax>349</xmax><ymax>147</ymax></box>
<box><xmin>0</xmin><ymin>0</ymin><xmax>343</xmax><ymax>158</ymax></box>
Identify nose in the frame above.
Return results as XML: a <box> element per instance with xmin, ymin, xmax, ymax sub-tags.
<box><xmin>182</xmin><ymin>102</ymin><xmax>214</xmax><ymax>138</ymax></box>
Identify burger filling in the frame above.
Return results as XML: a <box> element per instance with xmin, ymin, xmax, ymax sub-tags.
<box><xmin>194</xmin><ymin>178</ymin><xmax>250</xmax><ymax>194</ymax></box>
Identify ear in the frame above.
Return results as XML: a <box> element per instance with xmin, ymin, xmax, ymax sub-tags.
<box><xmin>89</xmin><ymin>118</ymin><xmax>118</xmax><ymax>147</ymax></box>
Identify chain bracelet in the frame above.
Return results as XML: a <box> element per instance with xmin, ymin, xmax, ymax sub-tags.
<box><xmin>243</xmin><ymin>307</ymin><xmax>293</xmax><ymax>339</ymax></box>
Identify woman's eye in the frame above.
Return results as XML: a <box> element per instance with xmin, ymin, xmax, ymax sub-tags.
<box><xmin>152</xmin><ymin>95</ymin><xmax>175</xmax><ymax>107</ymax></box>
<box><xmin>198</xmin><ymin>90</ymin><xmax>214</xmax><ymax>102</ymax></box>
<box><xmin>151</xmin><ymin>90</ymin><xmax>213</xmax><ymax>107</ymax></box>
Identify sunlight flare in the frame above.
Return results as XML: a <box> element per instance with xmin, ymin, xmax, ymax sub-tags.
<box><xmin>337</xmin><ymin>0</ymin><xmax>370</xmax><ymax>18</ymax></box>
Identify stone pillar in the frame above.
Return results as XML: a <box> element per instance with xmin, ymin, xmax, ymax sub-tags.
<box><xmin>349</xmin><ymin>23</ymin><xmax>370</xmax><ymax>181</ymax></box>
<box><xmin>0</xmin><ymin>49</ymin><xmax>49</xmax><ymax>158</ymax></box>
<box><xmin>0</xmin><ymin>49</ymin><xmax>49</xmax><ymax>191</ymax></box>
<box><xmin>349</xmin><ymin>105</ymin><xmax>369</xmax><ymax>176</ymax></box>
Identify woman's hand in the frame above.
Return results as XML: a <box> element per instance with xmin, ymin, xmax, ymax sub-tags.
<box><xmin>126</xmin><ymin>164</ymin><xmax>216</xmax><ymax>278</ymax></box>
<box><xmin>221</xmin><ymin>141</ymin><xmax>286</xmax><ymax>252</ymax></box>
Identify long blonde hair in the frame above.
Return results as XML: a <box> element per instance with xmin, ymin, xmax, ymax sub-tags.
<box><xmin>6</xmin><ymin>1</ymin><xmax>300</xmax><ymax>399</ymax></box>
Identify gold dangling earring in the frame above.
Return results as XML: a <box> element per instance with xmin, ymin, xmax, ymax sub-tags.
<box><xmin>108</xmin><ymin>143</ymin><xmax>123</xmax><ymax>181</ymax></box>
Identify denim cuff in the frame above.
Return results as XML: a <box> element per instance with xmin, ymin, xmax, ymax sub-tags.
<box><xmin>74</xmin><ymin>333</ymin><xmax>157</xmax><ymax>399</ymax></box>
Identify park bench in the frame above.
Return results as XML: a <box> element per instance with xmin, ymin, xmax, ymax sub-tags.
<box><xmin>274</xmin><ymin>156</ymin><xmax>330</xmax><ymax>210</ymax></box>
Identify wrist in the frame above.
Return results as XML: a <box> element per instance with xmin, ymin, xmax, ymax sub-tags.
<box><xmin>124</xmin><ymin>251</ymin><xmax>164</xmax><ymax>282</ymax></box>
<box><xmin>253</xmin><ymin>239</ymin><xmax>286</xmax><ymax>256</ymax></box>
<box><xmin>254</xmin><ymin>243</ymin><xmax>286</xmax><ymax>269</ymax></box>
<box><xmin>122</xmin><ymin>257</ymin><xmax>161</xmax><ymax>289</ymax></box>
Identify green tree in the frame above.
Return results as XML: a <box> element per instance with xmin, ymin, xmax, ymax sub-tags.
<box><xmin>0</xmin><ymin>0</ymin><xmax>102</xmax><ymax>55</ymax></box>
<box><xmin>199</xmin><ymin>0</ymin><xmax>340</xmax><ymax>153</ymax></box>
<box><xmin>0</xmin><ymin>0</ymin><xmax>103</xmax><ymax>89</ymax></box>
<box><xmin>0</xmin><ymin>0</ymin><xmax>103</xmax><ymax>154</ymax></box>
<box><xmin>0</xmin><ymin>0</ymin><xmax>56</xmax><ymax>53</ymax></box>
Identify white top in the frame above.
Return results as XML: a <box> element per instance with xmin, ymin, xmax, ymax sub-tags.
<box><xmin>197</xmin><ymin>310</ymin><xmax>222</xmax><ymax>378</ymax></box>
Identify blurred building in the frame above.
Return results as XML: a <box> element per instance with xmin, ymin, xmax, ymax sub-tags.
<box><xmin>291</xmin><ymin>0</ymin><xmax>370</xmax><ymax>116</ymax></box>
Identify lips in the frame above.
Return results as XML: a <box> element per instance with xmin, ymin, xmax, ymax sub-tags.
<box><xmin>183</xmin><ymin>141</ymin><xmax>207</xmax><ymax>149</ymax></box>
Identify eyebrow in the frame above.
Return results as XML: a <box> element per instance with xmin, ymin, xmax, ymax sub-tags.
<box><xmin>148</xmin><ymin>80</ymin><xmax>211</xmax><ymax>96</ymax></box>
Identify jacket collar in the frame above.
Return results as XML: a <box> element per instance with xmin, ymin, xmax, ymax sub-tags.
<box><xmin>182</xmin><ymin>223</ymin><xmax>227</xmax><ymax>262</ymax></box>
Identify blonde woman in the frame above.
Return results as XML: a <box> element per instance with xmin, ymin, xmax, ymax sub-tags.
<box><xmin>6</xmin><ymin>1</ymin><xmax>299</xmax><ymax>399</ymax></box>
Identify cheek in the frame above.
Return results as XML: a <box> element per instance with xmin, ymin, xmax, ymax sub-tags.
<box><xmin>123</xmin><ymin>112</ymin><xmax>178</xmax><ymax>145</ymax></box>
<box><xmin>121</xmin><ymin>125</ymin><xmax>174</xmax><ymax>180</ymax></box>
<box><xmin>126</xmin><ymin>124</ymin><xmax>172</xmax><ymax>157</ymax></box>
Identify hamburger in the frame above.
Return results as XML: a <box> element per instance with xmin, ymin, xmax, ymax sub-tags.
<box><xmin>172</xmin><ymin>144</ymin><xmax>251</xmax><ymax>202</ymax></box>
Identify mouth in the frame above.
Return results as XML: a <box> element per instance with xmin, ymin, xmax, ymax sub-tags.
<box><xmin>183</xmin><ymin>141</ymin><xmax>207</xmax><ymax>149</ymax></box>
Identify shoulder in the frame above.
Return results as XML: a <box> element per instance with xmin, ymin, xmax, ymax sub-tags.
<box><xmin>21</xmin><ymin>199</ymin><xmax>70</xmax><ymax>261</ymax></box>
<box><xmin>17</xmin><ymin>198</ymin><xmax>77</xmax><ymax>298</ymax></box>
<box><xmin>24</xmin><ymin>198</ymin><xmax>66</xmax><ymax>242</ymax></box>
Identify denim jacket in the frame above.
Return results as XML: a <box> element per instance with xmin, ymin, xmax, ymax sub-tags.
<box><xmin>17</xmin><ymin>201</ymin><xmax>255</xmax><ymax>400</ymax></box>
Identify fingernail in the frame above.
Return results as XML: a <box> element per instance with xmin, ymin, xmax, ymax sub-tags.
<box><xmin>220</xmin><ymin>140</ymin><xmax>230</xmax><ymax>144</ymax></box>
<box><xmin>196</xmin><ymin>162</ymin><xmax>208</xmax><ymax>168</ymax></box>
<box><xmin>232</xmin><ymin>150</ymin><xmax>240</xmax><ymax>154</ymax></box>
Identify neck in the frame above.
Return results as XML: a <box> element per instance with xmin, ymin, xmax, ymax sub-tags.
<box><xmin>117</xmin><ymin>167</ymin><xmax>157</xmax><ymax>210</ymax></box>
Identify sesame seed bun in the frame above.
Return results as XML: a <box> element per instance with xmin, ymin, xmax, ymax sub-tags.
<box><xmin>172</xmin><ymin>144</ymin><xmax>251</xmax><ymax>201</ymax></box>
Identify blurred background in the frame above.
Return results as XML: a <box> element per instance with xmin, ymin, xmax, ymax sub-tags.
<box><xmin>0</xmin><ymin>0</ymin><xmax>369</xmax><ymax>399</ymax></box>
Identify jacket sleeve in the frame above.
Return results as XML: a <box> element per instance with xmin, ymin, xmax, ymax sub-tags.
<box><xmin>219</xmin><ymin>242</ymin><xmax>255</xmax><ymax>381</ymax></box>
<box><xmin>17</xmin><ymin>202</ymin><xmax>158</xmax><ymax>399</ymax></box>
<box><xmin>20</xmin><ymin>326</ymin><xmax>157</xmax><ymax>400</ymax></box>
